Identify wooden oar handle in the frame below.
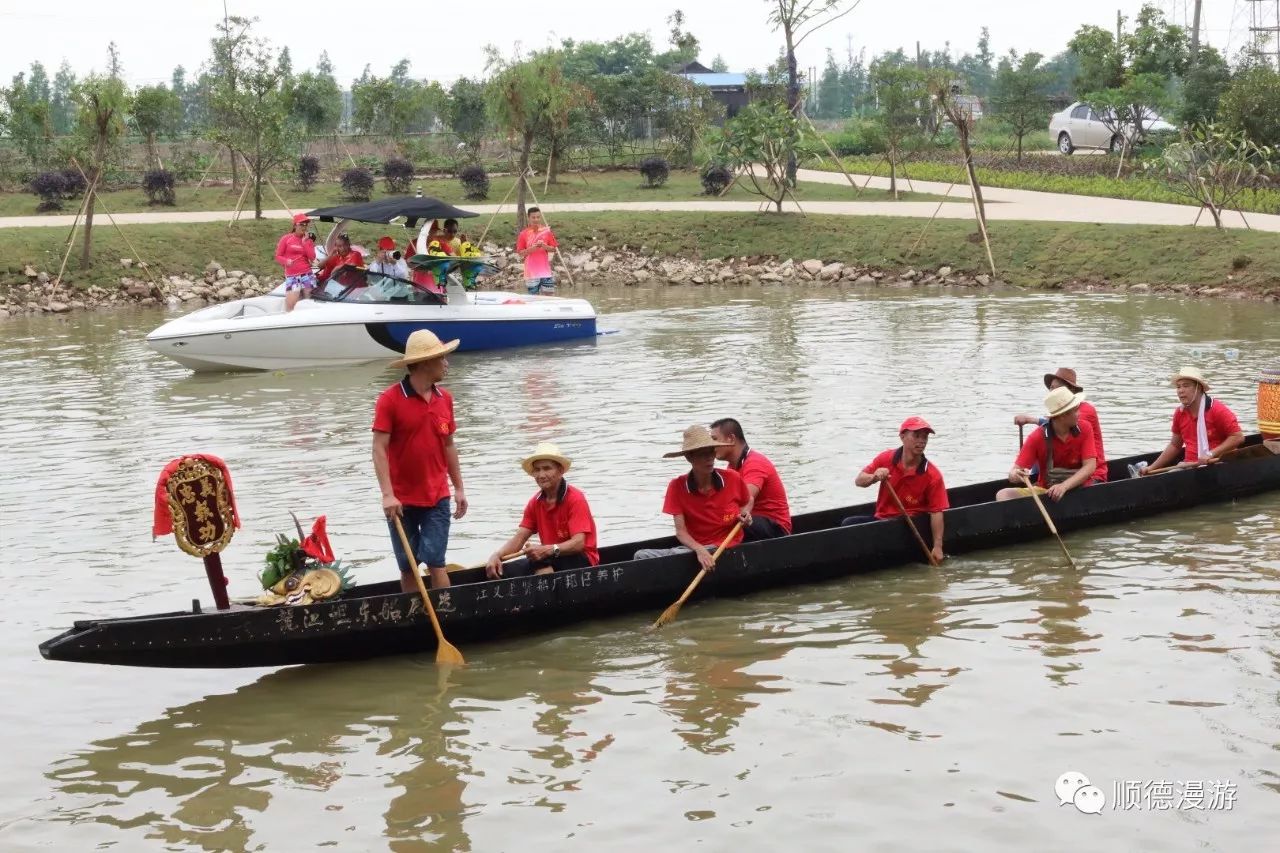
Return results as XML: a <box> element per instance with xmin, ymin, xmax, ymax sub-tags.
<box><xmin>708</xmin><ymin>522</ymin><xmax>743</xmax><ymax>563</ymax></box>
<box><xmin>884</xmin><ymin>480</ymin><xmax>939</xmax><ymax>566</ymax></box>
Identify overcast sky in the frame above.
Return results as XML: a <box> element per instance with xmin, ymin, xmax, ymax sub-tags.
<box><xmin>0</xmin><ymin>0</ymin><xmax>1260</xmax><ymax>87</ymax></box>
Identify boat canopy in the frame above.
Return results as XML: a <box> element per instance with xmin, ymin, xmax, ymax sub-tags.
<box><xmin>306</xmin><ymin>196</ymin><xmax>479</xmax><ymax>227</ymax></box>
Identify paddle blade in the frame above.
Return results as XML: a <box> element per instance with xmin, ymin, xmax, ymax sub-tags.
<box><xmin>436</xmin><ymin>638</ymin><xmax>465</xmax><ymax>666</ymax></box>
<box><xmin>652</xmin><ymin>600</ymin><xmax>685</xmax><ymax>629</ymax></box>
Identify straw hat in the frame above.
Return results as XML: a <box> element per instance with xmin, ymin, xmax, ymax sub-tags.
<box><xmin>1043</xmin><ymin>367</ymin><xmax>1083</xmax><ymax>393</ymax></box>
<box><xmin>522</xmin><ymin>442</ymin><xmax>572</xmax><ymax>475</ymax></box>
<box><xmin>1170</xmin><ymin>366</ymin><xmax>1210</xmax><ymax>391</ymax></box>
<box><xmin>1045</xmin><ymin>386</ymin><xmax>1086</xmax><ymax>418</ymax></box>
<box><xmin>663</xmin><ymin>424</ymin><xmax>732</xmax><ymax>458</ymax></box>
<box><xmin>389</xmin><ymin>329</ymin><xmax>460</xmax><ymax>368</ymax></box>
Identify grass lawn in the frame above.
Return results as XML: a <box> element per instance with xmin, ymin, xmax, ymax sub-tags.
<box><xmin>0</xmin><ymin>170</ymin><xmax>957</xmax><ymax>219</ymax></box>
<box><xmin>7</xmin><ymin>212</ymin><xmax>1279</xmax><ymax>296</ymax></box>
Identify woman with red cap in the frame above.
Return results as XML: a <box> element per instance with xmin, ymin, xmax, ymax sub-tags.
<box><xmin>843</xmin><ymin>417</ymin><xmax>948</xmax><ymax>564</ymax></box>
<box><xmin>275</xmin><ymin>213</ymin><xmax>317</xmax><ymax>312</ymax></box>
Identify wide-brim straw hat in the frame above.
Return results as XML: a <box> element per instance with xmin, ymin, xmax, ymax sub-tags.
<box><xmin>522</xmin><ymin>442</ymin><xmax>572</xmax><ymax>475</ymax></box>
<box><xmin>1043</xmin><ymin>367</ymin><xmax>1083</xmax><ymax>394</ymax></box>
<box><xmin>1045</xmin><ymin>386</ymin><xmax>1086</xmax><ymax>418</ymax></box>
<box><xmin>1170</xmin><ymin>366</ymin><xmax>1210</xmax><ymax>391</ymax></box>
<box><xmin>389</xmin><ymin>329</ymin><xmax>460</xmax><ymax>368</ymax></box>
<box><xmin>663</xmin><ymin>424</ymin><xmax>732</xmax><ymax>458</ymax></box>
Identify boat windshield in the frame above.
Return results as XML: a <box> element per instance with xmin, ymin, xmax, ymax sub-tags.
<box><xmin>313</xmin><ymin>265</ymin><xmax>445</xmax><ymax>306</ymax></box>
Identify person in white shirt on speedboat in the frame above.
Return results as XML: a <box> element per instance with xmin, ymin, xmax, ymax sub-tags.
<box><xmin>367</xmin><ymin>236</ymin><xmax>410</xmax><ymax>279</ymax></box>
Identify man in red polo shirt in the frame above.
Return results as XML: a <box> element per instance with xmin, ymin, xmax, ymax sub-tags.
<box><xmin>844</xmin><ymin>417</ymin><xmax>948</xmax><ymax>564</ymax></box>
<box><xmin>633</xmin><ymin>425</ymin><xmax>752</xmax><ymax>571</ymax></box>
<box><xmin>1142</xmin><ymin>365</ymin><xmax>1244</xmax><ymax>474</ymax></box>
<box><xmin>372</xmin><ymin>329</ymin><xmax>469</xmax><ymax>592</ymax></box>
<box><xmin>709</xmin><ymin>417</ymin><xmax>792</xmax><ymax>539</ymax></box>
<box><xmin>1013</xmin><ymin>368</ymin><xmax>1108</xmax><ymax>484</ymax></box>
<box><xmin>485</xmin><ymin>442</ymin><xmax>599</xmax><ymax>579</ymax></box>
<box><xmin>998</xmin><ymin>386</ymin><xmax>1098</xmax><ymax>503</ymax></box>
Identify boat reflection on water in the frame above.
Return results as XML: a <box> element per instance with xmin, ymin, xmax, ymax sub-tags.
<box><xmin>45</xmin><ymin>661</ymin><xmax>480</xmax><ymax>851</ymax></box>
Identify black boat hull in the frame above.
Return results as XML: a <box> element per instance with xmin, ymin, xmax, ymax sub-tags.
<box><xmin>39</xmin><ymin>437</ymin><xmax>1280</xmax><ymax>668</ymax></box>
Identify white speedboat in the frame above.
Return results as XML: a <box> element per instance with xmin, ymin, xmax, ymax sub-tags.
<box><xmin>145</xmin><ymin>196</ymin><xmax>598</xmax><ymax>372</ymax></box>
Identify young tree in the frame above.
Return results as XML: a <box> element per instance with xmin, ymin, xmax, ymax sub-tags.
<box><xmin>929</xmin><ymin>73</ymin><xmax>989</xmax><ymax>227</ymax></box>
<box><xmin>208</xmin><ymin>39</ymin><xmax>299</xmax><ymax>219</ymax></box>
<box><xmin>1146</xmin><ymin>124</ymin><xmax>1273</xmax><ymax>229</ymax></box>
<box><xmin>767</xmin><ymin>0</ymin><xmax>862</xmax><ymax>184</ymax></box>
<box><xmin>71</xmin><ymin>73</ymin><xmax>131</xmax><ymax>268</ymax></box>
<box><xmin>1218</xmin><ymin>64</ymin><xmax>1280</xmax><ymax>149</ymax></box>
<box><xmin>486</xmin><ymin>50</ymin><xmax>581</xmax><ymax>226</ymax></box>
<box><xmin>3</xmin><ymin>72</ymin><xmax>54</xmax><ymax>167</ymax></box>
<box><xmin>447</xmin><ymin>77</ymin><xmax>489</xmax><ymax>159</ymax></box>
<box><xmin>991</xmin><ymin>51</ymin><xmax>1051</xmax><ymax>160</ymax></box>
<box><xmin>1178</xmin><ymin>46</ymin><xmax>1231</xmax><ymax>127</ymax></box>
<box><xmin>1083</xmin><ymin>71</ymin><xmax>1173</xmax><ymax>163</ymax></box>
<box><xmin>653</xmin><ymin>73</ymin><xmax>722</xmax><ymax>166</ymax></box>
<box><xmin>870</xmin><ymin>62</ymin><xmax>926</xmax><ymax>198</ymax></box>
<box><xmin>1067</xmin><ymin>24</ymin><xmax>1124</xmax><ymax>97</ymax></box>
<box><xmin>209</xmin><ymin>14</ymin><xmax>257</xmax><ymax>189</ymax></box>
<box><xmin>133</xmin><ymin>84</ymin><xmax>183</xmax><ymax>167</ymax></box>
<box><xmin>51</xmin><ymin>61</ymin><xmax>78</xmax><ymax>136</ymax></box>
<box><xmin>289</xmin><ymin>69</ymin><xmax>343</xmax><ymax>135</ymax></box>
<box><xmin>716</xmin><ymin>101</ymin><xmax>817</xmax><ymax>212</ymax></box>
<box><xmin>656</xmin><ymin>10</ymin><xmax>700</xmax><ymax>68</ymax></box>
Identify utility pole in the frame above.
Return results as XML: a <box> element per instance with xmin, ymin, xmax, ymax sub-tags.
<box><xmin>1190</xmin><ymin>0</ymin><xmax>1202</xmax><ymax>60</ymax></box>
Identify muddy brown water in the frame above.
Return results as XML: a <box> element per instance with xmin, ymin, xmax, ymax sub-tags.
<box><xmin>1</xmin><ymin>285</ymin><xmax>1277</xmax><ymax>850</ymax></box>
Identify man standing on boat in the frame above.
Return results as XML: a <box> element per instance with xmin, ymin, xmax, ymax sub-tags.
<box><xmin>484</xmin><ymin>443</ymin><xmax>599</xmax><ymax>579</ymax></box>
<box><xmin>516</xmin><ymin>207</ymin><xmax>558</xmax><ymax>295</ymax></box>
<box><xmin>373</xmin><ymin>330</ymin><xmax>469</xmax><ymax>592</ymax></box>
<box><xmin>844</xmin><ymin>417</ymin><xmax>947</xmax><ymax>564</ymax></box>
<box><xmin>1013</xmin><ymin>368</ymin><xmax>1108</xmax><ymax>484</ymax></box>
<box><xmin>1141</xmin><ymin>366</ymin><xmax>1244</xmax><ymax>475</ymax></box>
<box><xmin>709</xmin><ymin>418</ymin><xmax>792</xmax><ymax>540</ymax></box>
<box><xmin>998</xmin><ymin>387</ymin><xmax>1098</xmax><ymax>502</ymax></box>
<box><xmin>275</xmin><ymin>213</ymin><xmax>317</xmax><ymax>312</ymax></box>
<box><xmin>633</xmin><ymin>425</ymin><xmax>752</xmax><ymax>569</ymax></box>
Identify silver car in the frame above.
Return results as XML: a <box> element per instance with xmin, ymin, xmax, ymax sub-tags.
<box><xmin>1049</xmin><ymin>101</ymin><xmax>1176</xmax><ymax>154</ymax></box>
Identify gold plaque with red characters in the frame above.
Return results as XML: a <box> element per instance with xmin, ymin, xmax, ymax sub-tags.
<box><xmin>165</xmin><ymin>458</ymin><xmax>236</xmax><ymax>557</ymax></box>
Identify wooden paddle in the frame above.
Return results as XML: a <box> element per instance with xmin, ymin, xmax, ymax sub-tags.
<box><xmin>652</xmin><ymin>522</ymin><xmax>743</xmax><ymax>630</ymax></box>
<box><xmin>1018</xmin><ymin>473</ymin><xmax>1078</xmax><ymax>569</ymax></box>
<box><xmin>392</xmin><ymin>515</ymin><xmax>465</xmax><ymax>666</ymax></box>
<box><xmin>883</xmin><ymin>480</ymin><xmax>940</xmax><ymax>567</ymax></box>
<box><xmin>1143</xmin><ymin>443</ymin><xmax>1275</xmax><ymax>476</ymax></box>
<box><xmin>446</xmin><ymin>551</ymin><xmax>524</xmax><ymax>574</ymax></box>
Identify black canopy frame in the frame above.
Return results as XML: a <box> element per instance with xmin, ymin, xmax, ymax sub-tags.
<box><xmin>306</xmin><ymin>196</ymin><xmax>479</xmax><ymax>228</ymax></box>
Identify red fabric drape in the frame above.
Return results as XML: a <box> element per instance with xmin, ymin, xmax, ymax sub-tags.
<box><xmin>152</xmin><ymin>454</ymin><xmax>242</xmax><ymax>539</ymax></box>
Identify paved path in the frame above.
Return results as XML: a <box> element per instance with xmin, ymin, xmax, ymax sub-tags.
<box><xmin>4</xmin><ymin>168</ymin><xmax>1277</xmax><ymax>233</ymax></box>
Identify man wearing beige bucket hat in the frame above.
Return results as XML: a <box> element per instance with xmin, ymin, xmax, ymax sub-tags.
<box><xmin>1012</xmin><ymin>368</ymin><xmax>1108</xmax><ymax>484</ymax></box>
<box><xmin>372</xmin><ymin>329</ymin><xmax>467</xmax><ymax>592</ymax></box>
<box><xmin>1141</xmin><ymin>366</ymin><xmax>1243</xmax><ymax>476</ymax></box>
<box><xmin>483</xmin><ymin>442</ymin><xmax>599</xmax><ymax>579</ymax></box>
<box><xmin>997</xmin><ymin>386</ymin><xmax>1099</xmax><ymax>502</ymax></box>
<box><xmin>633</xmin><ymin>425</ymin><xmax>752</xmax><ymax>569</ymax></box>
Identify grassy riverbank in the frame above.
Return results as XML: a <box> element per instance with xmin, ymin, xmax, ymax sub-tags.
<box><xmin>6</xmin><ymin>213</ymin><xmax>1280</xmax><ymax>296</ymax></box>
<box><xmin>0</xmin><ymin>170</ymin><xmax>952</xmax><ymax>218</ymax></box>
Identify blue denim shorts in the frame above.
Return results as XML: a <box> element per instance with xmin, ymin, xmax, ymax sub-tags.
<box><xmin>388</xmin><ymin>498</ymin><xmax>451</xmax><ymax>572</ymax></box>
<box><xmin>526</xmin><ymin>276</ymin><xmax>556</xmax><ymax>295</ymax></box>
<box><xmin>284</xmin><ymin>272</ymin><xmax>317</xmax><ymax>291</ymax></box>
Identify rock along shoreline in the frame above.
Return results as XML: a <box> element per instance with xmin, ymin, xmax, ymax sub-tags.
<box><xmin>2</xmin><ymin>243</ymin><xmax>1275</xmax><ymax>321</ymax></box>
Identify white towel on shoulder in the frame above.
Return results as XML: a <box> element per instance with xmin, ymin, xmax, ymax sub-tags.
<box><xmin>1195</xmin><ymin>394</ymin><xmax>1211</xmax><ymax>460</ymax></box>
